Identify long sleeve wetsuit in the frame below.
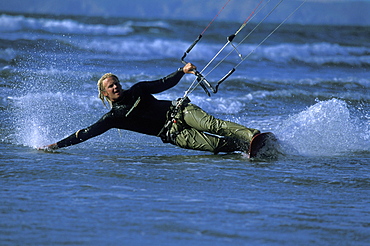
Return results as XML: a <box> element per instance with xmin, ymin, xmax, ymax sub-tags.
<box><xmin>56</xmin><ymin>69</ymin><xmax>184</xmax><ymax>148</ymax></box>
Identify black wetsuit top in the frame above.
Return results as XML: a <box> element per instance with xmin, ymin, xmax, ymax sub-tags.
<box><xmin>56</xmin><ymin>69</ymin><xmax>184</xmax><ymax>148</ymax></box>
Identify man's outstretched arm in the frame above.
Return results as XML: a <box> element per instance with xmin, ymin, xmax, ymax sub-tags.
<box><xmin>38</xmin><ymin>114</ymin><xmax>113</xmax><ymax>151</ymax></box>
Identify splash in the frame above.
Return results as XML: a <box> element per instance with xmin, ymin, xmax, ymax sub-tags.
<box><xmin>276</xmin><ymin>99</ymin><xmax>369</xmax><ymax>156</ymax></box>
<box><xmin>7</xmin><ymin>92</ymin><xmax>104</xmax><ymax>148</ymax></box>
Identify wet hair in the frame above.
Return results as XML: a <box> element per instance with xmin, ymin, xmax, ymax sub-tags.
<box><xmin>97</xmin><ymin>73</ymin><xmax>119</xmax><ymax>108</ymax></box>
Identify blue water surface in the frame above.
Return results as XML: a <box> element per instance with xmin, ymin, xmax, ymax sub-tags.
<box><xmin>1</xmin><ymin>11</ymin><xmax>369</xmax><ymax>245</ymax></box>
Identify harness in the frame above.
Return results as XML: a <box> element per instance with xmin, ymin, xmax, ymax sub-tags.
<box><xmin>158</xmin><ymin>97</ymin><xmax>191</xmax><ymax>144</ymax></box>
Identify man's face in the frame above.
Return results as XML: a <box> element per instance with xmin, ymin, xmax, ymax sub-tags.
<box><xmin>102</xmin><ymin>76</ymin><xmax>123</xmax><ymax>102</ymax></box>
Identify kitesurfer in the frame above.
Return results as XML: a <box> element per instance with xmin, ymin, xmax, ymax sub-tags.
<box><xmin>38</xmin><ymin>63</ymin><xmax>260</xmax><ymax>153</ymax></box>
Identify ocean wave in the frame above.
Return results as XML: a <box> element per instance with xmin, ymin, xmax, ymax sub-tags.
<box><xmin>241</xmin><ymin>42</ymin><xmax>370</xmax><ymax>67</ymax></box>
<box><xmin>0</xmin><ymin>48</ymin><xmax>17</xmax><ymax>62</ymax></box>
<box><xmin>70</xmin><ymin>36</ymin><xmax>370</xmax><ymax>68</ymax></box>
<box><xmin>0</xmin><ymin>14</ymin><xmax>134</xmax><ymax>36</ymax></box>
<box><xmin>78</xmin><ymin>38</ymin><xmax>188</xmax><ymax>60</ymax></box>
<box><xmin>262</xmin><ymin>78</ymin><xmax>369</xmax><ymax>101</ymax></box>
<box><xmin>2</xmin><ymin>14</ymin><xmax>369</xmax><ymax>68</ymax></box>
<box><xmin>0</xmin><ymin>14</ymin><xmax>174</xmax><ymax>36</ymax></box>
<box><xmin>124</xmin><ymin>20</ymin><xmax>172</xmax><ymax>31</ymax></box>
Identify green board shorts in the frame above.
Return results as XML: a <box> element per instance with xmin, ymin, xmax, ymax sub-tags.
<box><xmin>168</xmin><ymin>103</ymin><xmax>260</xmax><ymax>153</ymax></box>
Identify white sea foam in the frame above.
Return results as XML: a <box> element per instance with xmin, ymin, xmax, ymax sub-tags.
<box><xmin>0</xmin><ymin>14</ymin><xmax>134</xmax><ymax>35</ymax></box>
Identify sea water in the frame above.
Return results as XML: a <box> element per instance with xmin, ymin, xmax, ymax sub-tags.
<box><xmin>0</xmin><ymin>12</ymin><xmax>369</xmax><ymax>245</ymax></box>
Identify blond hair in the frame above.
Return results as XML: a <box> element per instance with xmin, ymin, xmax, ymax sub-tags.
<box><xmin>97</xmin><ymin>73</ymin><xmax>119</xmax><ymax>108</ymax></box>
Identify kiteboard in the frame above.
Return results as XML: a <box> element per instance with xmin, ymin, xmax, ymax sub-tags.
<box><xmin>248</xmin><ymin>132</ymin><xmax>280</xmax><ymax>159</ymax></box>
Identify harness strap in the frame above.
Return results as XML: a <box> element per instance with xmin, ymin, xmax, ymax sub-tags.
<box><xmin>125</xmin><ymin>97</ymin><xmax>141</xmax><ymax>117</ymax></box>
<box><xmin>158</xmin><ymin>97</ymin><xmax>191</xmax><ymax>144</ymax></box>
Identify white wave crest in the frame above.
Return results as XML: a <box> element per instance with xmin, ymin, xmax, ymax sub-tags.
<box><xmin>0</xmin><ymin>14</ymin><xmax>133</xmax><ymax>35</ymax></box>
<box><xmin>251</xmin><ymin>42</ymin><xmax>370</xmax><ymax>66</ymax></box>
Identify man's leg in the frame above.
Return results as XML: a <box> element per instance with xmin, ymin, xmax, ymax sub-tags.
<box><xmin>174</xmin><ymin>128</ymin><xmax>247</xmax><ymax>153</ymax></box>
<box><xmin>182</xmin><ymin>104</ymin><xmax>260</xmax><ymax>144</ymax></box>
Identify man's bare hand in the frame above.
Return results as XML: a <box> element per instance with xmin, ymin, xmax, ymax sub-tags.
<box><xmin>37</xmin><ymin>143</ymin><xmax>59</xmax><ymax>151</ymax></box>
<box><xmin>183</xmin><ymin>63</ymin><xmax>197</xmax><ymax>74</ymax></box>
